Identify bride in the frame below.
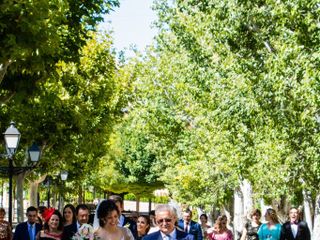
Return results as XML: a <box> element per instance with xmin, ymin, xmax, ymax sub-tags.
<box><xmin>94</xmin><ymin>199</ymin><xmax>134</xmax><ymax>240</ymax></box>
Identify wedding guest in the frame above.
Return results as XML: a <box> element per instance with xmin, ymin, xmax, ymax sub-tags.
<box><xmin>258</xmin><ymin>208</ymin><xmax>281</xmax><ymax>240</ymax></box>
<box><xmin>199</xmin><ymin>214</ymin><xmax>211</xmax><ymax>239</ymax></box>
<box><xmin>135</xmin><ymin>215</ymin><xmax>150</xmax><ymax>240</ymax></box>
<box><xmin>14</xmin><ymin>206</ymin><xmax>42</xmax><ymax>240</ymax></box>
<box><xmin>0</xmin><ymin>208</ymin><xmax>12</xmax><ymax>240</ymax></box>
<box><xmin>280</xmin><ymin>207</ymin><xmax>310</xmax><ymax>240</ymax></box>
<box><xmin>36</xmin><ymin>208</ymin><xmax>63</xmax><ymax>240</ymax></box>
<box><xmin>142</xmin><ymin>204</ymin><xmax>194</xmax><ymax>240</ymax></box>
<box><xmin>178</xmin><ymin>209</ymin><xmax>203</xmax><ymax>240</ymax></box>
<box><xmin>208</xmin><ymin>218</ymin><xmax>233</xmax><ymax>240</ymax></box>
<box><xmin>240</xmin><ymin>209</ymin><xmax>261</xmax><ymax>240</ymax></box>
<box><xmin>62</xmin><ymin>204</ymin><xmax>77</xmax><ymax>240</ymax></box>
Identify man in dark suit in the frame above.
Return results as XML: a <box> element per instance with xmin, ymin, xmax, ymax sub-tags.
<box><xmin>13</xmin><ymin>206</ymin><xmax>42</xmax><ymax>240</ymax></box>
<box><xmin>143</xmin><ymin>204</ymin><xmax>194</xmax><ymax>240</ymax></box>
<box><xmin>109</xmin><ymin>195</ymin><xmax>137</xmax><ymax>236</ymax></box>
<box><xmin>75</xmin><ymin>204</ymin><xmax>90</xmax><ymax>231</ymax></box>
<box><xmin>178</xmin><ymin>209</ymin><xmax>202</xmax><ymax>240</ymax></box>
<box><xmin>280</xmin><ymin>207</ymin><xmax>311</xmax><ymax>240</ymax></box>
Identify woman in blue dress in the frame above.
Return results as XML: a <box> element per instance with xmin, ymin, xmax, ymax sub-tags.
<box><xmin>257</xmin><ymin>208</ymin><xmax>281</xmax><ymax>240</ymax></box>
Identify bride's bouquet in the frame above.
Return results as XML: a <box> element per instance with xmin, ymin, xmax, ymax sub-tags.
<box><xmin>72</xmin><ymin>224</ymin><xmax>99</xmax><ymax>240</ymax></box>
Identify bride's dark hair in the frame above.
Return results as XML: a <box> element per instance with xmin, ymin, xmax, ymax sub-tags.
<box><xmin>97</xmin><ymin>199</ymin><xmax>120</xmax><ymax>227</ymax></box>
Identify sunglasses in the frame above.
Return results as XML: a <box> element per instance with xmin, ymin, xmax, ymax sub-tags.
<box><xmin>157</xmin><ymin>218</ymin><xmax>172</xmax><ymax>224</ymax></box>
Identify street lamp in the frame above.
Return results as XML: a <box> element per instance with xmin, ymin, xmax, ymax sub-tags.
<box><xmin>60</xmin><ymin>171</ymin><xmax>68</xmax><ymax>181</ymax></box>
<box><xmin>3</xmin><ymin>122</ymin><xmax>20</xmax><ymax>226</ymax></box>
<box><xmin>4</xmin><ymin>122</ymin><xmax>21</xmax><ymax>156</ymax></box>
<box><xmin>28</xmin><ymin>143</ymin><xmax>41</xmax><ymax>162</ymax></box>
<box><xmin>59</xmin><ymin>171</ymin><xmax>68</xmax><ymax>211</ymax></box>
<box><xmin>1</xmin><ymin>122</ymin><xmax>41</xmax><ymax>225</ymax></box>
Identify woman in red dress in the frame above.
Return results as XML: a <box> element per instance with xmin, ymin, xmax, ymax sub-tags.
<box><xmin>36</xmin><ymin>208</ymin><xmax>63</xmax><ymax>240</ymax></box>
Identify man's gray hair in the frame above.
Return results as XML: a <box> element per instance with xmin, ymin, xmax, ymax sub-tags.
<box><xmin>155</xmin><ymin>204</ymin><xmax>178</xmax><ymax>218</ymax></box>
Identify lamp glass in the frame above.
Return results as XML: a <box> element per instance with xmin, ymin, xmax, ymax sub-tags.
<box><xmin>28</xmin><ymin>143</ymin><xmax>40</xmax><ymax>162</ymax></box>
<box><xmin>3</xmin><ymin>122</ymin><xmax>21</xmax><ymax>154</ymax></box>
<box><xmin>4</xmin><ymin>135</ymin><xmax>20</xmax><ymax>149</ymax></box>
<box><xmin>60</xmin><ymin>171</ymin><xmax>68</xmax><ymax>181</ymax></box>
<box><xmin>29</xmin><ymin>151</ymin><xmax>40</xmax><ymax>162</ymax></box>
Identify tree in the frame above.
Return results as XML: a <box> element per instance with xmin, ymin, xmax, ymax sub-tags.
<box><xmin>110</xmin><ymin>0</ymin><xmax>320</xmax><ymax>221</ymax></box>
<box><xmin>0</xmin><ymin>0</ymin><xmax>119</xmax><ymax>93</ymax></box>
<box><xmin>0</xmin><ymin>30</ymin><xmax>124</xmax><ymax>218</ymax></box>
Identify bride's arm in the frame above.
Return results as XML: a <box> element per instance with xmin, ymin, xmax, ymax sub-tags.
<box><xmin>123</xmin><ymin>227</ymin><xmax>135</xmax><ymax>240</ymax></box>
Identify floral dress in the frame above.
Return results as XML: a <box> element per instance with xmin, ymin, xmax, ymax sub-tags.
<box><xmin>244</xmin><ymin>221</ymin><xmax>261</xmax><ymax>240</ymax></box>
<box><xmin>0</xmin><ymin>220</ymin><xmax>11</xmax><ymax>240</ymax></box>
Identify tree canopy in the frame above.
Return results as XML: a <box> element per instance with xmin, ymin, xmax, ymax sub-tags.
<box><xmin>107</xmin><ymin>0</ymin><xmax>320</xmax><ymax>208</ymax></box>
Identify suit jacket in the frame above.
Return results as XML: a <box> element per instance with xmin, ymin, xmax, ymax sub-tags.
<box><xmin>178</xmin><ymin>219</ymin><xmax>202</xmax><ymax>240</ymax></box>
<box><xmin>142</xmin><ymin>229</ymin><xmax>194</xmax><ymax>240</ymax></box>
<box><xmin>13</xmin><ymin>222</ymin><xmax>42</xmax><ymax>240</ymax></box>
<box><xmin>62</xmin><ymin>222</ymin><xmax>77</xmax><ymax>240</ymax></box>
<box><xmin>122</xmin><ymin>214</ymin><xmax>137</xmax><ymax>237</ymax></box>
<box><xmin>280</xmin><ymin>221</ymin><xmax>311</xmax><ymax>240</ymax></box>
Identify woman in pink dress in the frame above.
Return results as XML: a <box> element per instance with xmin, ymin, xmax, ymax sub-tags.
<box><xmin>208</xmin><ymin>217</ymin><xmax>233</xmax><ymax>240</ymax></box>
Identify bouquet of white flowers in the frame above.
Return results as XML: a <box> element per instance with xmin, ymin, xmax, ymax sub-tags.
<box><xmin>72</xmin><ymin>224</ymin><xmax>99</xmax><ymax>240</ymax></box>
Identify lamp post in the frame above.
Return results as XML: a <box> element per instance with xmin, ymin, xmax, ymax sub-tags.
<box><xmin>59</xmin><ymin>171</ymin><xmax>68</xmax><ymax>211</ymax></box>
<box><xmin>3</xmin><ymin>122</ymin><xmax>20</xmax><ymax>226</ymax></box>
<box><xmin>45</xmin><ymin>177</ymin><xmax>51</xmax><ymax>208</ymax></box>
<box><xmin>1</xmin><ymin>122</ymin><xmax>41</xmax><ymax>225</ymax></box>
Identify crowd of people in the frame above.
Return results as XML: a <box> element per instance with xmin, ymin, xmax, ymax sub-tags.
<box><xmin>203</xmin><ymin>207</ymin><xmax>311</xmax><ymax>240</ymax></box>
<box><xmin>0</xmin><ymin>196</ymin><xmax>312</xmax><ymax>240</ymax></box>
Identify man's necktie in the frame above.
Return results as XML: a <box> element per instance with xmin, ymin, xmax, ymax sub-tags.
<box><xmin>184</xmin><ymin>222</ymin><xmax>189</xmax><ymax>233</ymax></box>
<box><xmin>29</xmin><ymin>224</ymin><xmax>34</xmax><ymax>240</ymax></box>
<box><xmin>165</xmin><ymin>235</ymin><xmax>171</xmax><ymax>240</ymax></box>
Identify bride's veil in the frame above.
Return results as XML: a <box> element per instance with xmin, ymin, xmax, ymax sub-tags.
<box><xmin>93</xmin><ymin>199</ymin><xmax>107</xmax><ymax>230</ymax></box>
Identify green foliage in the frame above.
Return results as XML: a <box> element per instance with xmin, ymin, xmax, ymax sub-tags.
<box><xmin>0</xmin><ymin>0</ymin><xmax>119</xmax><ymax>97</ymax></box>
<box><xmin>110</xmin><ymin>0</ymin><xmax>320</xmax><ymax>208</ymax></box>
<box><xmin>0</xmin><ymin>31</ymin><xmax>124</xmax><ymax>200</ymax></box>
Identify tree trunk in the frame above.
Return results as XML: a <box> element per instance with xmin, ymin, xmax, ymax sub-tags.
<box><xmin>260</xmin><ymin>199</ymin><xmax>272</xmax><ymax>222</ymax></box>
<box><xmin>52</xmin><ymin>190</ymin><xmax>57</xmax><ymax>208</ymax></box>
<box><xmin>0</xmin><ymin>181</ymin><xmax>3</xmax><ymax>207</ymax></box>
<box><xmin>240</xmin><ymin>179</ymin><xmax>253</xmax><ymax>218</ymax></box>
<box><xmin>312</xmin><ymin>194</ymin><xmax>320</xmax><ymax>240</ymax></box>
<box><xmin>303</xmin><ymin>190</ymin><xmax>313</xmax><ymax>230</ymax></box>
<box><xmin>136</xmin><ymin>196</ymin><xmax>140</xmax><ymax>213</ymax></box>
<box><xmin>29</xmin><ymin>182</ymin><xmax>39</xmax><ymax>207</ymax></box>
<box><xmin>0</xmin><ymin>60</ymin><xmax>12</xmax><ymax>85</ymax></box>
<box><xmin>148</xmin><ymin>198</ymin><xmax>152</xmax><ymax>212</ymax></box>
<box><xmin>233</xmin><ymin>187</ymin><xmax>243</xmax><ymax>240</ymax></box>
<box><xmin>16</xmin><ymin>173</ymin><xmax>26</xmax><ymax>223</ymax></box>
<box><xmin>78</xmin><ymin>185</ymin><xmax>83</xmax><ymax>204</ymax></box>
<box><xmin>29</xmin><ymin>175</ymin><xmax>46</xmax><ymax>207</ymax></box>
<box><xmin>59</xmin><ymin>194</ymin><xmax>64</xmax><ymax>212</ymax></box>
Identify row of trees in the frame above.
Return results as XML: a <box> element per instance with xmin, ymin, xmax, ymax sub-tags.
<box><xmin>0</xmin><ymin>0</ymin><xmax>127</xmax><ymax>221</ymax></box>
<box><xmin>1</xmin><ymin>1</ymin><xmax>320</xmax><ymax>239</ymax></box>
<box><xmin>100</xmin><ymin>0</ymin><xmax>320</xmax><ymax>238</ymax></box>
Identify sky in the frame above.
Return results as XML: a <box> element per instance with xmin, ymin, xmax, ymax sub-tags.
<box><xmin>100</xmin><ymin>0</ymin><xmax>158</xmax><ymax>53</ymax></box>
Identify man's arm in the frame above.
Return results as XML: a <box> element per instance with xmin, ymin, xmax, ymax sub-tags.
<box><xmin>279</xmin><ymin>223</ymin><xmax>287</xmax><ymax>240</ymax></box>
<box><xmin>12</xmin><ymin>224</ymin><xmax>21</xmax><ymax>240</ymax></box>
<box><xmin>302</xmin><ymin>222</ymin><xmax>311</xmax><ymax>240</ymax></box>
<box><xmin>196</xmin><ymin>223</ymin><xmax>203</xmax><ymax>240</ymax></box>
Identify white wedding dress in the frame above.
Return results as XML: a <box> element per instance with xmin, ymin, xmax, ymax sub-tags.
<box><xmin>94</xmin><ymin>226</ymin><xmax>134</xmax><ymax>240</ymax></box>
<box><xmin>93</xmin><ymin>200</ymin><xmax>134</xmax><ymax>240</ymax></box>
